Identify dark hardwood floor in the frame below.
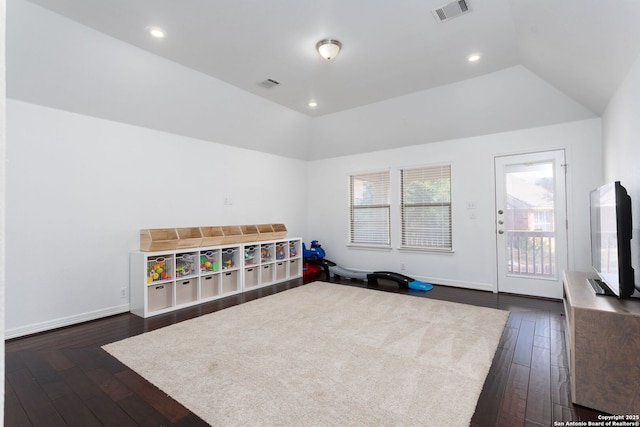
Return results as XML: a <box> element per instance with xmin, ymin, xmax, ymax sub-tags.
<box><xmin>5</xmin><ymin>275</ymin><xmax>606</xmax><ymax>426</ymax></box>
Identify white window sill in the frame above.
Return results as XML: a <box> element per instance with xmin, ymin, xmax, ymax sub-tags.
<box><xmin>398</xmin><ymin>246</ymin><xmax>455</xmax><ymax>254</ymax></box>
<box><xmin>346</xmin><ymin>243</ymin><xmax>392</xmax><ymax>251</ymax></box>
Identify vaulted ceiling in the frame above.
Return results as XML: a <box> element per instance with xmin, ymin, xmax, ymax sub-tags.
<box><xmin>19</xmin><ymin>0</ymin><xmax>640</xmax><ymax>117</ymax></box>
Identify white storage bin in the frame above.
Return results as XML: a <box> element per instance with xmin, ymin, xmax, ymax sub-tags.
<box><xmin>245</xmin><ymin>267</ymin><xmax>259</xmax><ymax>288</ymax></box>
<box><xmin>276</xmin><ymin>262</ymin><xmax>287</xmax><ymax>280</ymax></box>
<box><xmin>260</xmin><ymin>264</ymin><xmax>274</xmax><ymax>285</ymax></box>
<box><xmin>176</xmin><ymin>278</ymin><xmax>197</xmax><ymax>305</ymax></box>
<box><xmin>222</xmin><ymin>271</ymin><xmax>239</xmax><ymax>293</ymax></box>
<box><xmin>148</xmin><ymin>283</ymin><xmax>172</xmax><ymax>311</ymax></box>
<box><xmin>289</xmin><ymin>259</ymin><xmax>301</xmax><ymax>277</ymax></box>
<box><xmin>200</xmin><ymin>274</ymin><xmax>219</xmax><ymax>299</ymax></box>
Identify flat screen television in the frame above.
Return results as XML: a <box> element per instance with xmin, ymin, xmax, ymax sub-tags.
<box><xmin>589</xmin><ymin>181</ymin><xmax>635</xmax><ymax>298</ymax></box>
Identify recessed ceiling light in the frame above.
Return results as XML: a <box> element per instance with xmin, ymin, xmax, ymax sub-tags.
<box><xmin>467</xmin><ymin>53</ymin><xmax>481</xmax><ymax>62</ymax></box>
<box><xmin>146</xmin><ymin>26</ymin><xmax>166</xmax><ymax>38</ymax></box>
<box><xmin>308</xmin><ymin>101</ymin><xmax>318</xmax><ymax>108</ymax></box>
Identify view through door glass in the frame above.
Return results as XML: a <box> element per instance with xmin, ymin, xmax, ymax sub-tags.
<box><xmin>505</xmin><ymin>162</ymin><xmax>557</xmax><ymax>278</ymax></box>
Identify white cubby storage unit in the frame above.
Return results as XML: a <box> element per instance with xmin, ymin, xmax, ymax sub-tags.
<box><xmin>130</xmin><ymin>238</ymin><xmax>302</xmax><ymax>318</ymax></box>
<box><xmin>243</xmin><ymin>240</ymin><xmax>302</xmax><ymax>291</ymax></box>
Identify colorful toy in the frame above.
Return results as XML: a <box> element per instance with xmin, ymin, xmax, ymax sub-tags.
<box><xmin>200</xmin><ymin>252</ymin><xmax>218</xmax><ymax>273</ymax></box>
<box><xmin>244</xmin><ymin>247</ymin><xmax>256</xmax><ymax>264</ymax></box>
<box><xmin>175</xmin><ymin>262</ymin><xmax>191</xmax><ymax>278</ymax></box>
<box><xmin>222</xmin><ymin>249</ymin><xmax>235</xmax><ymax>269</ymax></box>
<box><xmin>289</xmin><ymin>242</ymin><xmax>298</xmax><ymax>258</ymax></box>
<box><xmin>302</xmin><ymin>240</ymin><xmax>325</xmax><ymax>260</ymax></box>
<box><xmin>261</xmin><ymin>246</ymin><xmax>272</xmax><ymax>263</ymax></box>
<box><xmin>304</xmin><ymin>240</ymin><xmax>434</xmax><ymax>292</ymax></box>
<box><xmin>276</xmin><ymin>244</ymin><xmax>285</xmax><ymax>260</ymax></box>
<box><xmin>303</xmin><ymin>262</ymin><xmax>322</xmax><ymax>279</ymax></box>
<box><xmin>147</xmin><ymin>258</ymin><xmax>171</xmax><ymax>283</ymax></box>
<box><xmin>175</xmin><ymin>254</ymin><xmax>197</xmax><ymax>278</ymax></box>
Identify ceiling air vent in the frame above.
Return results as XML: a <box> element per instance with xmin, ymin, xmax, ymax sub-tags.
<box><xmin>257</xmin><ymin>78</ymin><xmax>280</xmax><ymax>89</ymax></box>
<box><xmin>433</xmin><ymin>0</ymin><xmax>471</xmax><ymax>23</ymax></box>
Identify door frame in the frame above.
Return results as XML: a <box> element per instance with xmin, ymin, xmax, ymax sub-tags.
<box><xmin>492</xmin><ymin>149</ymin><xmax>569</xmax><ymax>299</ymax></box>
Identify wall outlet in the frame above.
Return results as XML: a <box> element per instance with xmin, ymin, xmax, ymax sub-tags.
<box><xmin>120</xmin><ymin>287</ymin><xmax>128</xmax><ymax>299</ymax></box>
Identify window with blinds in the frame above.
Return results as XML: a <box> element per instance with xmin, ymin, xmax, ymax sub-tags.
<box><xmin>349</xmin><ymin>171</ymin><xmax>390</xmax><ymax>246</ymax></box>
<box><xmin>400</xmin><ymin>165</ymin><xmax>452</xmax><ymax>250</ymax></box>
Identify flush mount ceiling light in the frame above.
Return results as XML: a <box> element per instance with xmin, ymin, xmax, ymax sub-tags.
<box><xmin>467</xmin><ymin>53</ymin><xmax>481</xmax><ymax>62</ymax></box>
<box><xmin>146</xmin><ymin>26</ymin><xmax>166</xmax><ymax>38</ymax></box>
<box><xmin>308</xmin><ymin>100</ymin><xmax>318</xmax><ymax>108</ymax></box>
<box><xmin>316</xmin><ymin>39</ymin><xmax>342</xmax><ymax>60</ymax></box>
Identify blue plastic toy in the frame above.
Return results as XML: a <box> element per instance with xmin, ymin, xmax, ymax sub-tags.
<box><xmin>303</xmin><ymin>240</ymin><xmax>326</xmax><ymax>260</ymax></box>
<box><xmin>408</xmin><ymin>280</ymin><xmax>434</xmax><ymax>291</ymax></box>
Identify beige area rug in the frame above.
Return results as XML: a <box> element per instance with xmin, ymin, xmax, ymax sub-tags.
<box><xmin>103</xmin><ymin>282</ymin><xmax>509</xmax><ymax>426</ymax></box>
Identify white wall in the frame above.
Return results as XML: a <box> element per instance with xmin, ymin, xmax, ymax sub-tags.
<box><xmin>602</xmin><ymin>51</ymin><xmax>640</xmax><ymax>289</ymax></box>
<box><xmin>6</xmin><ymin>0</ymin><xmax>314</xmax><ymax>337</ymax></box>
<box><xmin>309</xmin><ymin>65</ymin><xmax>595</xmax><ymax>160</ymax></box>
<box><xmin>7</xmin><ymin>0</ymin><xmax>311</xmax><ymax>160</ymax></box>
<box><xmin>5</xmin><ymin>100</ymin><xmax>308</xmax><ymax>338</ymax></box>
<box><xmin>1</xmin><ymin>0</ymin><xmax>7</xmax><ymax>421</ymax></box>
<box><xmin>307</xmin><ymin>119</ymin><xmax>602</xmax><ymax>291</ymax></box>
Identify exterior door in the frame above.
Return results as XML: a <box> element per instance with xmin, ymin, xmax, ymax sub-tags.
<box><xmin>495</xmin><ymin>150</ymin><xmax>568</xmax><ymax>299</ymax></box>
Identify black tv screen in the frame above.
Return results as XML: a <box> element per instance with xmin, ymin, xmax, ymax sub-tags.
<box><xmin>589</xmin><ymin>181</ymin><xmax>635</xmax><ymax>298</ymax></box>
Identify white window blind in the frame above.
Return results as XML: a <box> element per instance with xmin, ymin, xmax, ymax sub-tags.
<box><xmin>401</xmin><ymin>165</ymin><xmax>452</xmax><ymax>250</ymax></box>
<box><xmin>349</xmin><ymin>171</ymin><xmax>390</xmax><ymax>246</ymax></box>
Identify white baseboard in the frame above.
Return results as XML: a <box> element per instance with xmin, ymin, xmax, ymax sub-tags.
<box><xmin>5</xmin><ymin>304</ymin><xmax>131</xmax><ymax>340</ymax></box>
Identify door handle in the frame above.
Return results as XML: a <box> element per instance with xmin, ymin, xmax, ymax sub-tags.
<box><xmin>498</xmin><ymin>230</ymin><xmax>504</xmax><ymax>234</ymax></box>
<box><xmin>498</xmin><ymin>209</ymin><xmax>504</xmax><ymax>215</ymax></box>
<box><xmin>498</xmin><ymin>220</ymin><xmax>504</xmax><ymax>225</ymax></box>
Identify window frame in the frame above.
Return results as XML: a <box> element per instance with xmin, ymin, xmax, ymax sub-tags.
<box><xmin>348</xmin><ymin>170</ymin><xmax>391</xmax><ymax>248</ymax></box>
<box><xmin>399</xmin><ymin>164</ymin><xmax>453</xmax><ymax>252</ymax></box>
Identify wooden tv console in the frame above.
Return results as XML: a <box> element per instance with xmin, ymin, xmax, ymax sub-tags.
<box><xmin>562</xmin><ymin>270</ymin><xmax>640</xmax><ymax>414</ymax></box>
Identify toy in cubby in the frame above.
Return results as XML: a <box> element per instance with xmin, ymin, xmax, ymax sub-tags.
<box><xmin>244</xmin><ymin>246</ymin><xmax>256</xmax><ymax>265</ymax></box>
<box><xmin>222</xmin><ymin>250</ymin><xmax>235</xmax><ymax>270</ymax></box>
<box><xmin>261</xmin><ymin>246</ymin><xmax>272</xmax><ymax>263</ymax></box>
<box><xmin>276</xmin><ymin>244</ymin><xmax>285</xmax><ymax>260</ymax></box>
<box><xmin>147</xmin><ymin>257</ymin><xmax>171</xmax><ymax>283</ymax></box>
<box><xmin>175</xmin><ymin>263</ymin><xmax>190</xmax><ymax>278</ymax></box>
<box><xmin>289</xmin><ymin>242</ymin><xmax>298</xmax><ymax>258</ymax></box>
<box><xmin>200</xmin><ymin>251</ymin><xmax>219</xmax><ymax>273</ymax></box>
<box><xmin>175</xmin><ymin>254</ymin><xmax>196</xmax><ymax>278</ymax></box>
